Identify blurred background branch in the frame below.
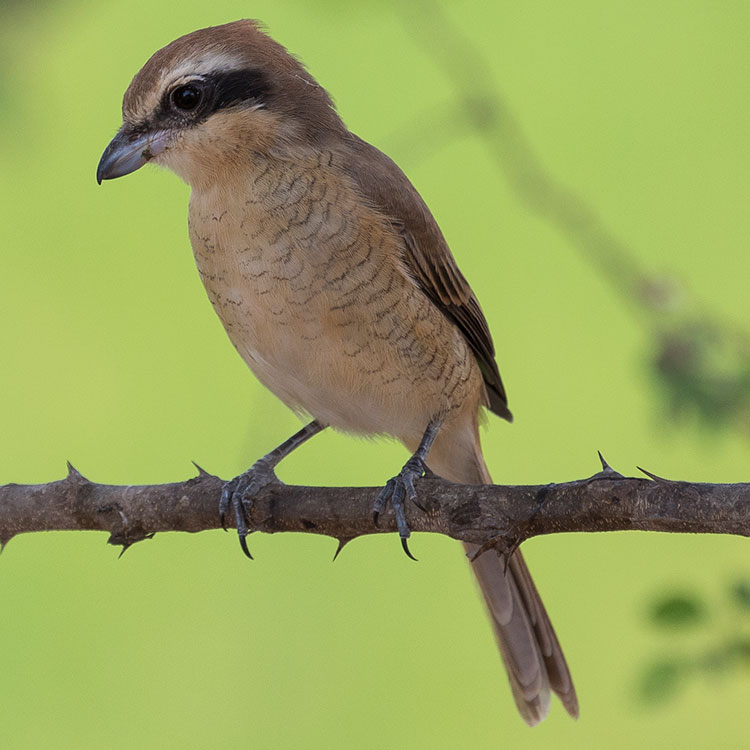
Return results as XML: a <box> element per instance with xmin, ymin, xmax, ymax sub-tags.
<box><xmin>393</xmin><ymin>0</ymin><xmax>750</xmax><ymax>436</ymax></box>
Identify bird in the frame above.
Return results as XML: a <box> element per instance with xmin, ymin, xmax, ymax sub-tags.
<box><xmin>97</xmin><ymin>20</ymin><xmax>577</xmax><ymax>725</ymax></box>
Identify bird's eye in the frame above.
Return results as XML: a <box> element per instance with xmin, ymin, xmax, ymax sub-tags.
<box><xmin>170</xmin><ymin>85</ymin><xmax>202</xmax><ymax>111</ymax></box>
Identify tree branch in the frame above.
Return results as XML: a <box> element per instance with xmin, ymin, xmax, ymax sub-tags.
<box><xmin>1</xmin><ymin>458</ymin><xmax>749</xmax><ymax>555</ymax></box>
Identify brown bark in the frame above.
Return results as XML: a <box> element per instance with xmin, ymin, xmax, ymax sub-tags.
<box><xmin>1</xmin><ymin>459</ymin><xmax>748</xmax><ymax>556</ymax></box>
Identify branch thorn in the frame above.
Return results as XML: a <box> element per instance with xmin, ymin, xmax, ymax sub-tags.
<box><xmin>332</xmin><ymin>537</ymin><xmax>354</xmax><ymax>562</ymax></box>
<box><xmin>109</xmin><ymin>531</ymin><xmax>154</xmax><ymax>557</ymax></box>
<box><xmin>637</xmin><ymin>466</ymin><xmax>673</xmax><ymax>484</ymax></box>
<box><xmin>191</xmin><ymin>461</ymin><xmax>212</xmax><ymax>478</ymax></box>
<box><xmin>66</xmin><ymin>461</ymin><xmax>86</xmax><ymax>482</ymax></box>
<box><xmin>582</xmin><ymin>452</ymin><xmax>626</xmax><ymax>482</ymax></box>
<box><xmin>469</xmin><ymin>533</ymin><xmax>521</xmax><ymax>570</ymax></box>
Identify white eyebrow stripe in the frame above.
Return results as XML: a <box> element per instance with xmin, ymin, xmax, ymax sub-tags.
<box><xmin>167</xmin><ymin>51</ymin><xmax>245</xmax><ymax>82</ymax></box>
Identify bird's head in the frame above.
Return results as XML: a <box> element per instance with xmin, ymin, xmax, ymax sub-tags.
<box><xmin>97</xmin><ymin>20</ymin><xmax>342</xmax><ymax>189</ymax></box>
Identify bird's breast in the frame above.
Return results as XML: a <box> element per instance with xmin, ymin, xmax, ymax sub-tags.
<box><xmin>188</xmin><ymin>154</ymin><xmax>374</xmax><ymax>367</ymax></box>
<box><xmin>187</xmin><ymin>152</ymin><xmax>482</xmax><ymax>439</ymax></box>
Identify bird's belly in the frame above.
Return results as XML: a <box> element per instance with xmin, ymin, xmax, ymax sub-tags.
<box><xmin>198</xmin><ymin>256</ymin><xmax>454</xmax><ymax>439</ymax></box>
<box><xmin>188</xmin><ymin>177</ymin><xmax>482</xmax><ymax>441</ymax></box>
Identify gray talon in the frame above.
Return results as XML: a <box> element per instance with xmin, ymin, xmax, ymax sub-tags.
<box><xmin>373</xmin><ymin>456</ymin><xmax>428</xmax><ymax>559</ymax></box>
<box><xmin>219</xmin><ymin>461</ymin><xmax>277</xmax><ymax>558</ymax></box>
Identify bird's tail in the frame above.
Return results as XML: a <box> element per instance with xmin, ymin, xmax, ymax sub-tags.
<box><xmin>425</xmin><ymin>422</ymin><xmax>578</xmax><ymax>725</ymax></box>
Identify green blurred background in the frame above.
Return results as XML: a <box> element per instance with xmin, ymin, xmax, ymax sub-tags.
<box><xmin>2</xmin><ymin>0</ymin><xmax>750</xmax><ymax>747</ymax></box>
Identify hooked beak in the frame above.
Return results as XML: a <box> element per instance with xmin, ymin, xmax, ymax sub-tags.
<box><xmin>96</xmin><ymin>126</ymin><xmax>171</xmax><ymax>184</ymax></box>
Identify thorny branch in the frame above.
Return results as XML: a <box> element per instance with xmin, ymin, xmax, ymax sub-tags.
<box><xmin>2</xmin><ymin>457</ymin><xmax>750</xmax><ymax>557</ymax></box>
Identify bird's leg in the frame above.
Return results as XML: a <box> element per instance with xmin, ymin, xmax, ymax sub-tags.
<box><xmin>373</xmin><ymin>418</ymin><xmax>441</xmax><ymax>560</ymax></box>
<box><xmin>220</xmin><ymin>419</ymin><xmax>325</xmax><ymax>558</ymax></box>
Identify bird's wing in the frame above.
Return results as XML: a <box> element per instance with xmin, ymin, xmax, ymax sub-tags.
<box><xmin>339</xmin><ymin>135</ymin><xmax>511</xmax><ymax>421</ymax></box>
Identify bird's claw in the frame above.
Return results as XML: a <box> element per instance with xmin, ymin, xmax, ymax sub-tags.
<box><xmin>219</xmin><ymin>460</ymin><xmax>276</xmax><ymax>559</ymax></box>
<box><xmin>373</xmin><ymin>455</ymin><xmax>427</xmax><ymax>561</ymax></box>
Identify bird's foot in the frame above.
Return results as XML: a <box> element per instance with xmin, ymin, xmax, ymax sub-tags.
<box><xmin>219</xmin><ymin>458</ymin><xmax>277</xmax><ymax>559</ymax></box>
<box><xmin>373</xmin><ymin>455</ymin><xmax>429</xmax><ymax>561</ymax></box>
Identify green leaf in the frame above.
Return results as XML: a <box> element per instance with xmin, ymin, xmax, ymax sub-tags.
<box><xmin>729</xmin><ymin>579</ymin><xmax>750</xmax><ymax>611</ymax></box>
<box><xmin>639</xmin><ymin>660</ymin><xmax>684</xmax><ymax>705</ymax></box>
<box><xmin>724</xmin><ymin>637</ymin><xmax>750</xmax><ymax>667</ymax></box>
<box><xmin>648</xmin><ymin>593</ymin><xmax>707</xmax><ymax>629</ymax></box>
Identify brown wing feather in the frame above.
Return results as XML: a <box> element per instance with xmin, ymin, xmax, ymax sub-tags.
<box><xmin>339</xmin><ymin>135</ymin><xmax>512</xmax><ymax>421</ymax></box>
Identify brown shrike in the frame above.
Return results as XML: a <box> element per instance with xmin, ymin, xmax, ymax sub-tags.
<box><xmin>97</xmin><ymin>20</ymin><xmax>577</xmax><ymax>724</ymax></box>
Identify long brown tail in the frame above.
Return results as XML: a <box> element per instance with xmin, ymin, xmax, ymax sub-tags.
<box><xmin>426</xmin><ymin>427</ymin><xmax>578</xmax><ymax>725</ymax></box>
